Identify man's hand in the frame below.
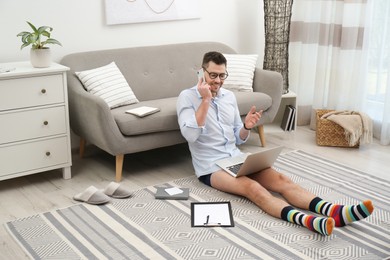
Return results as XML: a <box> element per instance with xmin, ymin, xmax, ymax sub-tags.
<box><xmin>197</xmin><ymin>77</ymin><xmax>212</xmax><ymax>101</ymax></box>
<box><xmin>244</xmin><ymin>106</ymin><xmax>263</xmax><ymax>129</ymax></box>
<box><xmin>195</xmin><ymin>77</ymin><xmax>212</xmax><ymax>127</ymax></box>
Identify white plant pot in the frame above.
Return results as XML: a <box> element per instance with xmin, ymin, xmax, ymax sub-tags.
<box><xmin>30</xmin><ymin>48</ymin><xmax>52</xmax><ymax>68</ymax></box>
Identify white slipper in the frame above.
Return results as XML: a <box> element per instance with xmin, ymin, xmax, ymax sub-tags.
<box><xmin>73</xmin><ymin>186</ymin><xmax>111</xmax><ymax>205</ymax></box>
<box><xmin>103</xmin><ymin>182</ymin><xmax>132</xmax><ymax>199</ymax></box>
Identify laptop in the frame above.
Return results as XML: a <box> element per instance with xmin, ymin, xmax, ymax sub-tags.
<box><xmin>216</xmin><ymin>146</ymin><xmax>283</xmax><ymax>178</ymax></box>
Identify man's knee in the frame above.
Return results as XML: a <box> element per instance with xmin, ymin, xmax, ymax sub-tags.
<box><xmin>246</xmin><ymin>181</ymin><xmax>269</xmax><ymax>201</ymax></box>
<box><xmin>274</xmin><ymin>173</ymin><xmax>295</xmax><ymax>190</ymax></box>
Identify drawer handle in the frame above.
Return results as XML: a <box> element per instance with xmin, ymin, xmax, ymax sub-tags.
<box><xmin>41</xmin><ymin>89</ymin><xmax>47</xmax><ymax>94</ymax></box>
<box><xmin>43</xmin><ymin>121</ymin><xmax>49</xmax><ymax>125</ymax></box>
<box><xmin>46</xmin><ymin>151</ymin><xmax>51</xmax><ymax>156</ymax></box>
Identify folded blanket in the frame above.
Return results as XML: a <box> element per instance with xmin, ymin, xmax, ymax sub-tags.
<box><xmin>321</xmin><ymin>110</ymin><xmax>373</xmax><ymax>145</ymax></box>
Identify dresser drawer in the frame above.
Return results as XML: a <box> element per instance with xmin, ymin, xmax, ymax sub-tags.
<box><xmin>0</xmin><ymin>137</ymin><xmax>70</xmax><ymax>176</ymax></box>
<box><xmin>0</xmin><ymin>106</ymin><xmax>67</xmax><ymax>144</ymax></box>
<box><xmin>0</xmin><ymin>75</ymin><xmax>64</xmax><ymax>111</ymax></box>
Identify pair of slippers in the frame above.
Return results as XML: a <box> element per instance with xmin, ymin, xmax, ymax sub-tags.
<box><xmin>73</xmin><ymin>182</ymin><xmax>132</xmax><ymax>205</ymax></box>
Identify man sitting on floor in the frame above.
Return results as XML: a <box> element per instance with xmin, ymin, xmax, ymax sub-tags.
<box><xmin>176</xmin><ymin>51</ymin><xmax>374</xmax><ymax>236</ymax></box>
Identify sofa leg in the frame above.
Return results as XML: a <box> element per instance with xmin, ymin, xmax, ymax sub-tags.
<box><xmin>257</xmin><ymin>125</ymin><xmax>266</xmax><ymax>147</ymax></box>
<box><xmin>116</xmin><ymin>154</ymin><xmax>124</xmax><ymax>182</ymax></box>
<box><xmin>79</xmin><ymin>138</ymin><xmax>86</xmax><ymax>158</ymax></box>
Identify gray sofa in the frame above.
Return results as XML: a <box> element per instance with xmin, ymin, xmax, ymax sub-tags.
<box><xmin>61</xmin><ymin>42</ymin><xmax>283</xmax><ymax>181</ymax></box>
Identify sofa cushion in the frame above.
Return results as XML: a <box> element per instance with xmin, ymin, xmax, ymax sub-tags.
<box><xmin>223</xmin><ymin>54</ymin><xmax>258</xmax><ymax>92</ymax></box>
<box><xmin>234</xmin><ymin>92</ymin><xmax>272</xmax><ymax>115</ymax></box>
<box><xmin>112</xmin><ymin>92</ymin><xmax>272</xmax><ymax>136</ymax></box>
<box><xmin>112</xmin><ymin>97</ymin><xmax>179</xmax><ymax>136</ymax></box>
<box><xmin>75</xmin><ymin>62</ymin><xmax>139</xmax><ymax>109</ymax></box>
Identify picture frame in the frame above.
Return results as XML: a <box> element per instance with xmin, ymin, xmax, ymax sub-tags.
<box><xmin>105</xmin><ymin>0</ymin><xmax>200</xmax><ymax>25</ymax></box>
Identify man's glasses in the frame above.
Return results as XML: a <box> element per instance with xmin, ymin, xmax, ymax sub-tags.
<box><xmin>203</xmin><ymin>67</ymin><xmax>229</xmax><ymax>80</ymax></box>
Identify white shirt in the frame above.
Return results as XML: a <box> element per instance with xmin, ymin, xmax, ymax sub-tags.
<box><xmin>176</xmin><ymin>86</ymin><xmax>248</xmax><ymax>177</ymax></box>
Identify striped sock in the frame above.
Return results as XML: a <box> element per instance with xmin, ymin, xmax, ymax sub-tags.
<box><xmin>309</xmin><ymin>197</ymin><xmax>374</xmax><ymax>227</ymax></box>
<box><xmin>281</xmin><ymin>206</ymin><xmax>334</xmax><ymax>236</ymax></box>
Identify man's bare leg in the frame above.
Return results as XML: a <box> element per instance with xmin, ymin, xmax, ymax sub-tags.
<box><xmin>252</xmin><ymin>168</ymin><xmax>374</xmax><ymax>227</ymax></box>
<box><xmin>210</xmin><ymin>169</ymin><xmax>334</xmax><ymax>235</ymax></box>
<box><xmin>250</xmin><ymin>167</ymin><xmax>316</xmax><ymax>209</ymax></box>
<box><xmin>211</xmin><ymin>170</ymin><xmax>290</xmax><ymax>217</ymax></box>
<box><xmin>212</xmin><ymin>167</ymin><xmax>373</xmax><ymax>231</ymax></box>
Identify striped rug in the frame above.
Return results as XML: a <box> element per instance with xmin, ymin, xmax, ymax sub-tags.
<box><xmin>6</xmin><ymin>150</ymin><xmax>390</xmax><ymax>259</ymax></box>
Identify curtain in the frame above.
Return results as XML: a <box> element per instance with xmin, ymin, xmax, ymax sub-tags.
<box><xmin>289</xmin><ymin>0</ymin><xmax>390</xmax><ymax>145</ymax></box>
<box><xmin>364</xmin><ymin>0</ymin><xmax>390</xmax><ymax>145</ymax></box>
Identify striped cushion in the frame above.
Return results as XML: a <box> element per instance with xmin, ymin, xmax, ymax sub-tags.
<box><xmin>76</xmin><ymin>62</ymin><xmax>139</xmax><ymax>109</ymax></box>
<box><xmin>223</xmin><ymin>54</ymin><xmax>258</xmax><ymax>92</ymax></box>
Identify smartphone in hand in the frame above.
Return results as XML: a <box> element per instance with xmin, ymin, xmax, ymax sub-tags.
<box><xmin>197</xmin><ymin>68</ymin><xmax>205</xmax><ymax>82</ymax></box>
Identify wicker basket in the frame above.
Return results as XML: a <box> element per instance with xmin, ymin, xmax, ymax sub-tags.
<box><xmin>316</xmin><ymin>109</ymin><xmax>359</xmax><ymax>148</ymax></box>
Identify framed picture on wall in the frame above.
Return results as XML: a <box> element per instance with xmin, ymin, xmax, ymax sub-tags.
<box><xmin>105</xmin><ymin>0</ymin><xmax>200</xmax><ymax>25</ymax></box>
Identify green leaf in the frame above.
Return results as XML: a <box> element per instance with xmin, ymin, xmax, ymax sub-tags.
<box><xmin>37</xmin><ymin>26</ymin><xmax>52</xmax><ymax>35</ymax></box>
<box><xmin>16</xmin><ymin>31</ymin><xmax>30</xmax><ymax>37</ymax></box>
<box><xmin>44</xmin><ymin>38</ymin><xmax>62</xmax><ymax>46</ymax></box>
<box><xmin>21</xmin><ymin>34</ymin><xmax>30</xmax><ymax>43</ymax></box>
<box><xmin>17</xmin><ymin>21</ymin><xmax>62</xmax><ymax>50</ymax></box>
<box><xmin>28</xmin><ymin>34</ymin><xmax>38</xmax><ymax>43</ymax></box>
<box><xmin>20</xmin><ymin>42</ymin><xmax>30</xmax><ymax>50</ymax></box>
<box><xmin>42</xmin><ymin>31</ymin><xmax>51</xmax><ymax>38</ymax></box>
<box><xmin>27</xmin><ymin>21</ymin><xmax>38</xmax><ymax>33</ymax></box>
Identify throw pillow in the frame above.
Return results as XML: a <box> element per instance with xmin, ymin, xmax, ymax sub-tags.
<box><xmin>75</xmin><ymin>62</ymin><xmax>139</xmax><ymax>109</ymax></box>
<box><xmin>222</xmin><ymin>54</ymin><xmax>258</xmax><ymax>92</ymax></box>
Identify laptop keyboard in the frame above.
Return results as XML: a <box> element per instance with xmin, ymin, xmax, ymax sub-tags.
<box><xmin>227</xmin><ymin>163</ymin><xmax>244</xmax><ymax>174</ymax></box>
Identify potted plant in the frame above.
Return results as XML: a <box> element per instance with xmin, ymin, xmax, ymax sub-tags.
<box><xmin>17</xmin><ymin>21</ymin><xmax>62</xmax><ymax>68</ymax></box>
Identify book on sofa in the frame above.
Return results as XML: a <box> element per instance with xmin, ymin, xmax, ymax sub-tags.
<box><xmin>126</xmin><ymin>106</ymin><xmax>160</xmax><ymax>117</ymax></box>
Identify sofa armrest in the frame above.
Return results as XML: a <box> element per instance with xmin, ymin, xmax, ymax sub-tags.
<box><xmin>252</xmin><ymin>68</ymin><xmax>283</xmax><ymax>124</ymax></box>
<box><xmin>67</xmin><ymin>75</ymin><xmax>125</xmax><ymax>155</ymax></box>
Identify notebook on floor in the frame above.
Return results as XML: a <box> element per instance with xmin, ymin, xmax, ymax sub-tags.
<box><xmin>155</xmin><ymin>187</ymin><xmax>189</xmax><ymax>200</ymax></box>
<box><xmin>216</xmin><ymin>146</ymin><xmax>283</xmax><ymax>178</ymax></box>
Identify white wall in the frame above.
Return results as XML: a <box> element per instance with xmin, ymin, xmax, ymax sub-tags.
<box><xmin>0</xmin><ymin>0</ymin><xmax>265</xmax><ymax>65</ymax></box>
<box><xmin>1</xmin><ymin>0</ymin><xmax>265</xmax><ymax>149</ymax></box>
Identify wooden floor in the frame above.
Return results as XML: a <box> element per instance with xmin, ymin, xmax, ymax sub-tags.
<box><xmin>1</xmin><ymin>126</ymin><xmax>389</xmax><ymax>259</ymax></box>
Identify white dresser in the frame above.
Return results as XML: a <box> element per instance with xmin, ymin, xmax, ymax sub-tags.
<box><xmin>0</xmin><ymin>62</ymin><xmax>72</xmax><ymax>180</ymax></box>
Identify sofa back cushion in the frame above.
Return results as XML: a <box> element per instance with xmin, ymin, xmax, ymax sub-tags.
<box><xmin>62</xmin><ymin>42</ymin><xmax>236</xmax><ymax>102</ymax></box>
<box><xmin>75</xmin><ymin>62</ymin><xmax>139</xmax><ymax>108</ymax></box>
